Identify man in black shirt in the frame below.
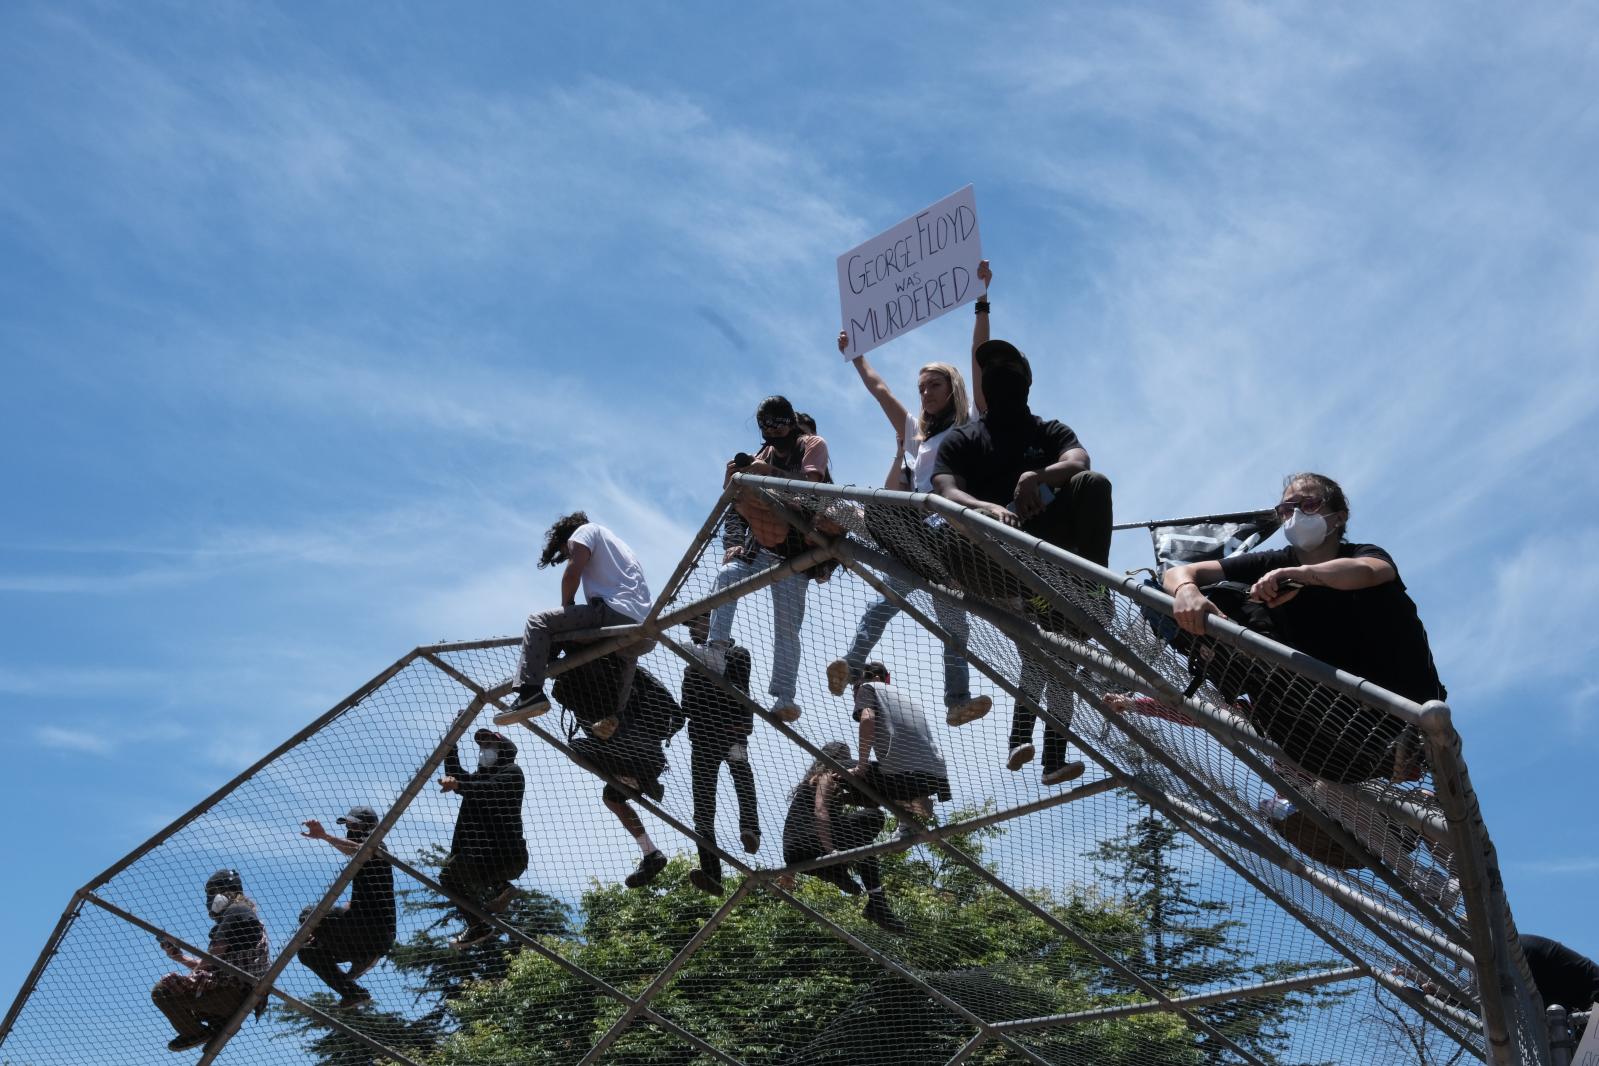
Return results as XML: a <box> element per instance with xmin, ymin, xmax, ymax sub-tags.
<box><xmin>932</xmin><ymin>303</ymin><xmax>1111</xmax><ymax>780</ymax></box>
<box><xmin>1162</xmin><ymin>473</ymin><xmax>1446</xmax><ymax>782</ymax></box>
<box><xmin>150</xmin><ymin>868</ymin><xmax>270</xmax><ymax>1052</ymax></box>
<box><xmin>1521</xmin><ymin>935</ymin><xmax>1599</xmax><ymax>1013</ymax></box>
<box><xmin>439</xmin><ymin>729</ymin><xmax>528</xmax><ymax>947</ymax></box>
<box><xmin>296</xmin><ymin>805</ymin><xmax>396</xmax><ymax>1007</ymax></box>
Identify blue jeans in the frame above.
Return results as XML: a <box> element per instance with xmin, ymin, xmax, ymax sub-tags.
<box><xmin>707</xmin><ymin>550</ymin><xmax>808</xmax><ymax>705</ymax></box>
<box><xmin>842</xmin><ymin>578</ymin><xmax>972</xmax><ymax>707</ymax></box>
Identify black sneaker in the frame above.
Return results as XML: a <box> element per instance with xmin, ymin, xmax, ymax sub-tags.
<box><xmin>688</xmin><ymin>866</ymin><xmax>724</xmax><ymax>896</ymax></box>
<box><xmin>168</xmin><ymin>1031</ymin><xmax>211</xmax><ymax>1052</ymax></box>
<box><xmin>507</xmin><ymin>688</ymin><xmax>550</xmax><ymax>721</ymax></box>
<box><xmin>814</xmin><ymin>864</ymin><xmax>862</xmax><ymax>896</ymax></box>
<box><xmin>642</xmin><ymin>776</ymin><xmax>666</xmax><ymax>802</ymax></box>
<box><xmin>863</xmin><ymin>893</ymin><xmax>907</xmax><ymax>933</ymax></box>
<box><xmin>337</xmin><ymin>985</ymin><xmax>373</xmax><ymax>1009</ymax></box>
<box><xmin>739</xmin><ymin>828</ymin><xmax>761</xmax><ymax>854</ymax></box>
<box><xmin>451</xmin><ymin>923</ymin><xmax>495</xmax><ymax>949</ymax></box>
<box><xmin>624</xmin><ymin>849</ymin><xmax>668</xmax><ymax>889</ymax></box>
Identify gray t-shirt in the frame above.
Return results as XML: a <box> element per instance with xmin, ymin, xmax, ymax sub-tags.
<box><xmin>855</xmin><ymin>682</ymin><xmax>946</xmax><ymax>778</ymax></box>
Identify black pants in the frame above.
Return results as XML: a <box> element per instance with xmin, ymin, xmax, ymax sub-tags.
<box><xmin>943</xmin><ymin>469</ymin><xmax>1114</xmax><ymax>601</ymax></box>
<box><xmin>689</xmin><ymin>722</ymin><xmax>758</xmax><ymax>875</ymax></box>
<box><xmin>151</xmin><ymin>971</ymin><xmax>250</xmax><ymax>1041</ymax></box>
<box><xmin>298</xmin><ymin>905</ymin><xmax>391</xmax><ymax>997</ymax></box>
<box><xmin>440</xmin><ymin>849</ymin><xmax>527</xmax><ymax>927</ymax></box>
<box><xmin>786</xmin><ymin>808</ymin><xmax>886</xmax><ymax>893</ymax></box>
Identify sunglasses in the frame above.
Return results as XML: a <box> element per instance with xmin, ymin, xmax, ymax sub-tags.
<box><xmin>1273</xmin><ymin>494</ymin><xmax>1326</xmax><ymax>519</ymax></box>
<box><xmin>757</xmin><ymin>416</ymin><xmax>794</xmax><ymax>432</ymax></box>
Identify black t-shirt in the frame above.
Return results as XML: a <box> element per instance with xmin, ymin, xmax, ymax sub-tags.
<box><xmin>350</xmin><ymin>853</ymin><xmax>396</xmax><ymax>935</ymax></box>
<box><xmin>1522</xmin><ymin>935</ymin><xmax>1599</xmax><ymax>1010</ymax></box>
<box><xmin>1217</xmin><ymin>543</ymin><xmax>1446</xmax><ymax>704</ymax></box>
<box><xmin>932</xmin><ymin>414</ymin><xmax>1081</xmax><ymax>507</ymax></box>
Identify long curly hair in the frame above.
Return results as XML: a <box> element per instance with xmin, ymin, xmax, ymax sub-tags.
<box><xmin>538</xmin><ymin>511</ymin><xmax>590</xmax><ymax>568</ymax></box>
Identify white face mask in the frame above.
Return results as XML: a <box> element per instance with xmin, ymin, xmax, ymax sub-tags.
<box><xmin>1282</xmin><ymin>508</ymin><xmax>1329</xmax><ymax>550</ymax></box>
<box><xmin>210</xmin><ymin>893</ymin><xmax>231</xmax><ymax>916</ymax></box>
<box><xmin>477</xmin><ymin>746</ymin><xmax>499</xmax><ymax>769</ymax></box>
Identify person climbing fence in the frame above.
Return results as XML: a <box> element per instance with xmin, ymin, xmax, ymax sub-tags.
<box><xmin>149</xmin><ymin>868</ymin><xmax>270</xmax><ymax>1053</ymax></box>
<box><xmin>294</xmin><ymin>806</ymin><xmax>395</xmax><ymax>1007</ymax></box>
<box><xmin>438</xmin><ymin>729</ymin><xmax>528</xmax><ymax>948</ymax></box>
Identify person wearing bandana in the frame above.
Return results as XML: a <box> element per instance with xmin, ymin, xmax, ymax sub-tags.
<box><xmin>438</xmin><ymin>729</ymin><xmax>528</xmax><ymax>948</ymax></box>
<box><xmin>931</xmin><ymin>262</ymin><xmax>1112</xmax><ymax>784</ymax></box>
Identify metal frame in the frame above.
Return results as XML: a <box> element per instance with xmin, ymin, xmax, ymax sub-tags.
<box><xmin>0</xmin><ymin>477</ymin><xmax>1550</xmax><ymax>1065</ymax></box>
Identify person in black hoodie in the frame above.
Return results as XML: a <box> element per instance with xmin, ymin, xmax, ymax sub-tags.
<box><xmin>295</xmin><ymin>805</ymin><xmax>396</xmax><ymax>1007</ymax></box>
<box><xmin>151</xmin><ymin>868</ymin><xmax>271</xmax><ymax>1052</ymax></box>
<box><xmin>556</xmin><ymin>648</ymin><xmax>684</xmax><ymax>890</ymax></box>
<box><xmin>680</xmin><ymin>617</ymin><xmax>760</xmax><ymax>896</ymax></box>
<box><xmin>439</xmin><ymin>728</ymin><xmax>527</xmax><ymax>948</ymax></box>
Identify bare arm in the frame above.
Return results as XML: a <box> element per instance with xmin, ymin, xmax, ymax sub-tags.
<box><xmin>301</xmin><ymin>820</ymin><xmax>361</xmax><ymax>857</ymax></box>
<box><xmin>1012</xmin><ymin>446</ymin><xmax>1092</xmax><ymax>520</ymax></box>
<box><xmin>971</xmin><ymin>259</ymin><xmax>991</xmax><ymax>415</ymax></box>
<box><xmin>561</xmin><ymin>542</ymin><xmax>591</xmax><ymax>607</ymax></box>
<box><xmin>1163</xmin><ymin>560</ymin><xmax>1228</xmax><ymax>637</ymax></box>
<box><xmin>814</xmin><ymin>775</ymin><xmax>837</xmax><ymax>853</ymax></box>
<box><xmin>1250</xmin><ymin>555</ymin><xmax>1396</xmax><ymax>607</ymax></box>
<box><xmin>932</xmin><ymin>472</ymin><xmax>1018</xmax><ymax>528</ymax></box>
<box><xmin>159</xmin><ymin>938</ymin><xmax>200</xmax><ymax>969</ymax></box>
<box><xmin>840</xmin><ymin>332</ymin><xmax>909</xmax><ymax>435</ymax></box>
<box><xmin>855</xmin><ymin>708</ymin><xmax>876</xmax><ymax>771</ymax></box>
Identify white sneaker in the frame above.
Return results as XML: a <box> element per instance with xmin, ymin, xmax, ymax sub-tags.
<box><xmin>1006</xmin><ymin>743</ymin><xmax>1036</xmax><ymax>771</ymax></box>
<box><xmin>946</xmin><ymin>695</ymin><xmax>992</xmax><ymax>726</ymax></box>
<box><xmin>1041</xmin><ymin>761</ymin><xmax>1085</xmax><ymax>786</ymax></box>
<box><xmin>686</xmin><ymin>641</ymin><xmax>729</xmax><ymax>675</ymax></box>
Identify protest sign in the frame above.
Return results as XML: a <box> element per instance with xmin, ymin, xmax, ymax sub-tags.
<box><xmin>837</xmin><ymin>185</ymin><xmax>982</xmax><ymax>359</ymax></box>
<box><xmin>1575</xmin><ymin>1011</ymin><xmax>1599</xmax><ymax>1066</ymax></box>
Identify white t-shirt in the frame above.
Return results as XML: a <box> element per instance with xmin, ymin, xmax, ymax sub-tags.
<box><xmin>567</xmin><ymin>523</ymin><xmax>652</xmax><ymax>622</ymax></box>
<box><xmin>855</xmin><ymin>682</ymin><xmax>947</xmax><ymax>778</ymax></box>
<box><xmin>901</xmin><ymin>409</ymin><xmax>970</xmax><ymax>493</ymax></box>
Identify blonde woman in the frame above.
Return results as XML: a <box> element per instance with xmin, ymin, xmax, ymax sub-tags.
<box><xmin>825</xmin><ymin>312</ymin><xmax>991</xmax><ymax>728</ymax></box>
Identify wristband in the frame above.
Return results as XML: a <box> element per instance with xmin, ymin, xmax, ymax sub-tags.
<box><xmin>1173</xmin><ymin>580</ymin><xmax>1198</xmax><ymax>594</ymax></box>
<box><xmin>974</xmin><ymin>299</ymin><xmax>990</xmax><ymax>315</ymax></box>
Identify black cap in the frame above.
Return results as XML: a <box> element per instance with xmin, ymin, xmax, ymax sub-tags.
<box><xmin>474</xmin><ymin>727</ymin><xmax>507</xmax><ymax>746</ymax></box>
<box><xmin>336</xmin><ymin>805</ymin><xmax>379</xmax><ymax>830</ymax></box>
<box><xmin>973</xmin><ymin>339</ymin><xmax>1032</xmax><ymax>386</ymax></box>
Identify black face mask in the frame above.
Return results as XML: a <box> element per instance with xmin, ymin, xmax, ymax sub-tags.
<box><xmin>983</xmin><ymin>365</ymin><xmax>1031</xmax><ymax>414</ymax></box>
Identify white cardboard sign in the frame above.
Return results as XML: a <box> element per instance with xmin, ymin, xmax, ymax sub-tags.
<box><xmin>837</xmin><ymin>185</ymin><xmax>983</xmax><ymax>359</ymax></box>
<box><xmin>1574</xmin><ymin>1011</ymin><xmax>1599</xmax><ymax>1066</ymax></box>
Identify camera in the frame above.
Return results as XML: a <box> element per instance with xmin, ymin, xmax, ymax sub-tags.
<box><xmin>733</xmin><ymin>452</ymin><xmax>755</xmax><ymax>469</ymax></box>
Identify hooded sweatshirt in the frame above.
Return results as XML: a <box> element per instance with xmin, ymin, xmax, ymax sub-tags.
<box><xmin>444</xmin><ymin>734</ymin><xmax>527</xmax><ymax>864</ymax></box>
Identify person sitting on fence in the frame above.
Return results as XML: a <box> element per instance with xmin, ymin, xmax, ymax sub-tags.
<box><xmin>931</xmin><ymin>263</ymin><xmax>1108</xmax><ymax>781</ymax></box>
<box><xmin>294</xmin><ymin>805</ymin><xmax>395</xmax><ymax>1007</ymax></box>
<box><xmin>704</xmin><ymin>395</ymin><xmax>832</xmax><ymax>724</ymax></box>
<box><xmin>151</xmin><ymin>868</ymin><xmax>271</xmax><ymax>1053</ymax></box>
<box><xmin>680</xmin><ymin>616</ymin><xmax>761</xmax><ymax>896</ymax></box>
<box><xmin>438</xmin><ymin>729</ymin><xmax>528</xmax><ymax>948</ymax></box>
<box><xmin>849</xmin><ymin>663</ymin><xmax>952</xmax><ymax>832</ymax></box>
<box><xmin>1520</xmin><ymin>936</ymin><xmax>1599</xmax><ymax>1015</ymax></box>
<box><xmin>1161</xmin><ymin>473</ymin><xmax>1446</xmax><ymax>784</ymax></box>
<box><xmin>556</xmin><ymin>648</ymin><xmax>684</xmax><ymax>891</ymax></box>
<box><xmin>824</xmin><ymin>327</ymin><xmax>991</xmax><ymax>728</ymax></box>
<box><xmin>510</xmin><ymin>512</ymin><xmax>653</xmax><ymax>721</ymax></box>
<box><xmin>781</xmin><ymin>741</ymin><xmax>906</xmax><ymax>933</ymax></box>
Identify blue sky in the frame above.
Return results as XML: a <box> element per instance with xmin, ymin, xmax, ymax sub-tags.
<box><xmin>3</xmin><ymin>0</ymin><xmax>1598</xmax><ymax>1035</ymax></box>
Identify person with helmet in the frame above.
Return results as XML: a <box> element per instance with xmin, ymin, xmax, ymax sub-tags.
<box><xmin>150</xmin><ymin>868</ymin><xmax>271</xmax><ymax>1052</ymax></box>
<box><xmin>295</xmin><ymin>805</ymin><xmax>396</xmax><ymax>1006</ymax></box>
<box><xmin>439</xmin><ymin>729</ymin><xmax>528</xmax><ymax>948</ymax></box>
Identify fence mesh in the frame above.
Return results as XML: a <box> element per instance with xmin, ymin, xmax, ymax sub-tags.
<box><xmin>1</xmin><ymin>479</ymin><xmax>1545</xmax><ymax>1065</ymax></box>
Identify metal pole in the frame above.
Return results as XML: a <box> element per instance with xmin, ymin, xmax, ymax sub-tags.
<box><xmin>78</xmin><ymin>649</ymin><xmax>422</xmax><ymax>896</ymax></box>
<box><xmin>1546</xmin><ymin>1005</ymin><xmax>1575</xmax><ymax>1066</ymax></box>
<box><xmin>575</xmin><ymin>878</ymin><xmax>756</xmax><ymax>1066</ymax></box>
<box><xmin>1112</xmin><ymin>508</ymin><xmax>1277</xmax><ymax>532</ymax></box>
<box><xmin>81</xmin><ymin>892</ymin><xmax>425</xmax><ymax>1066</ymax></box>
<box><xmin>193</xmin><ymin>683</ymin><xmax>486</xmax><ymax>1065</ymax></box>
<box><xmin>643</xmin><ymin>481</ymin><xmax>740</xmax><ymax>624</ymax></box>
<box><xmin>994</xmin><ymin>966</ymin><xmax>1366</xmax><ymax>1032</ymax></box>
<box><xmin>942</xmin><ymin>1031</ymin><xmax>988</xmax><ymax>1066</ymax></box>
<box><xmin>0</xmin><ymin>894</ymin><xmax>84</xmax><ymax>1046</ymax></box>
<box><xmin>381</xmin><ymin>852</ymin><xmax>746</xmax><ymax>1066</ymax></box>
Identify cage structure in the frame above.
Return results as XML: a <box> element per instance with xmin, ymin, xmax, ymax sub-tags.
<box><xmin>0</xmin><ymin>476</ymin><xmax>1555</xmax><ymax>1066</ymax></box>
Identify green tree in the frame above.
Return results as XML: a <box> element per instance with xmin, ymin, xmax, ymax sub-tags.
<box><xmin>1090</xmin><ymin>809</ymin><xmax>1348</xmax><ymax>1064</ymax></box>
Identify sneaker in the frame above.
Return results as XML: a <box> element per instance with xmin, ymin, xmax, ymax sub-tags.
<box><xmin>1041</xmin><ymin>761</ymin><xmax>1086</xmax><ymax>786</ymax></box>
<box><xmin>485</xmin><ymin>884</ymin><xmax>518</xmax><ymax>914</ymax></box>
<box><xmin>1006</xmin><ymin>743</ymin><xmax>1036</xmax><ymax>771</ymax></box>
<box><xmin>772</xmin><ymin>702</ymin><xmax>803</xmax><ymax>723</ymax></box>
<box><xmin>168</xmin><ymin>1031</ymin><xmax>211</xmax><ymax>1052</ymax></box>
<box><xmin>337</xmin><ymin>985</ymin><xmax>373</xmax><ymax>1009</ymax></box>
<box><xmin>451</xmin><ymin>923</ymin><xmax>494</xmax><ymax>949</ymax></box>
<box><xmin>500</xmin><ymin>688</ymin><xmax>550</xmax><ymax>724</ymax></box>
<box><xmin>688</xmin><ymin>867</ymin><xmax>724</xmax><ymax>896</ymax></box>
<box><xmin>625</xmin><ymin>849</ymin><xmax>668</xmax><ymax>889</ymax></box>
<box><xmin>740</xmin><ymin>828</ymin><xmax>762</xmax><ymax>854</ymax></box>
<box><xmin>642</xmin><ymin>776</ymin><xmax>666</xmax><ymax>802</ymax></box>
<box><xmin>945</xmin><ymin>695</ymin><xmax>992</xmax><ymax>727</ymax></box>
<box><xmin>863</xmin><ymin>893</ymin><xmax>907</xmax><ymax>934</ymax></box>
<box><xmin>687</xmin><ymin>640</ymin><xmax>730</xmax><ymax>675</ymax></box>
<box><xmin>825</xmin><ymin>659</ymin><xmax>853</xmax><ymax>696</ymax></box>
<box><xmin>590</xmin><ymin>716</ymin><xmax>619</xmax><ymax>740</ymax></box>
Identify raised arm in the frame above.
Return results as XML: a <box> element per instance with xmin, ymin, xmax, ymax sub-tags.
<box><xmin>971</xmin><ymin>259</ymin><xmax>992</xmax><ymax>415</ymax></box>
<box><xmin>301</xmin><ymin>819</ymin><xmax>361</xmax><ymax>858</ymax></box>
<box><xmin>839</xmin><ymin>331</ymin><xmax>909</xmax><ymax>435</ymax></box>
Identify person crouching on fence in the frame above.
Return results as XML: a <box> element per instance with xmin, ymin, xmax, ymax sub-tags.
<box><xmin>781</xmin><ymin>741</ymin><xmax>906</xmax><ymax>933</ymax></box>
<box><xmin>704</xmin><ymin>395</ymin><xmax>833</xmax><ymax>724</ymax></box>
<box><xmin>438</xmin><ymin>729</ymin><xmax>528</xmax><ymax>948</ymax></box>
<box><xmin>295</xmin><ymin>805</ymin><xmax>395</xmax><ymax>1007</ymax></box>
<box><xmin>151</xmin><ymin>868</ymin><xmax>270</xmax><ymax>1053</ymax></box>
<box><xmin>509</xmin><ymin>512</ymin><xmax>653</xmax><ymax>721</ymax></box>
<box><xmin>848</xmin><ymin>663</ymin><xmax>951</xmax><ymax>835</ymax></box>
<box><xmin>1161</xmin><ymin>473</ymin><xmax>1446</xmax><ymax>784</ymax></box>
<box><xmin>824</xmin><ymin>326</ymin><xmax>990</xmax><ymax>728</ymax></box>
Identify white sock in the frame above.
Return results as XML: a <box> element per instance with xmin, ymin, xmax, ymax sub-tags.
<box><xmin>634</xmin><ymin>832</ymin><xmax>657</xmax><ymax>856</ymax></box>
